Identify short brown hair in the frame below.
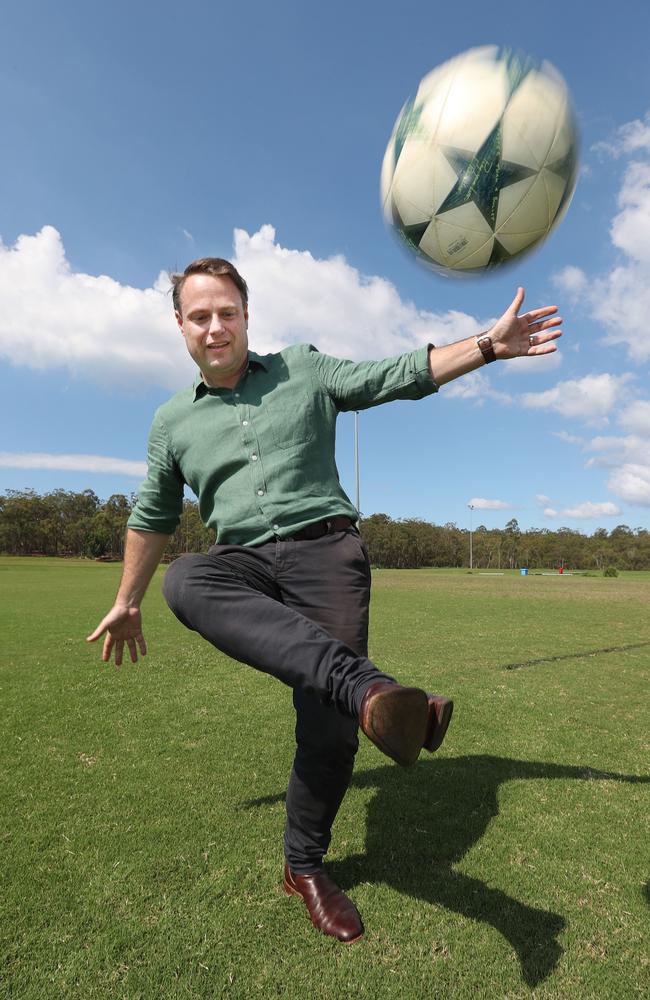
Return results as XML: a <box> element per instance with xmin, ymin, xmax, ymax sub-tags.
<box><xmin>171</xmin><ymin>258</ymin><xmax>249</xmax><ymax>314</ymax></box>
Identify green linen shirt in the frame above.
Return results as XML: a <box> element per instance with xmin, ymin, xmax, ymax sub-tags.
<box><xmin>127</xmin><ymin>343</ymin><xmax>438</xmax><ymax>546</ymax></box>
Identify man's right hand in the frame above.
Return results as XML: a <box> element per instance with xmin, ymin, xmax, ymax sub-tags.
<box><xmin>85</xmin><ymin>528</ymin><xmax>171</xmax><ymax>666</ymax></box>
<box><xmin>86</xmin><ymin>605</ymin><xmax>147</xmax><ymax>665</ymax></box>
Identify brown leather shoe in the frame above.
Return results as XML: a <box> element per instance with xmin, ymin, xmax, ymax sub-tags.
<box><xmin>359</xmin><ymin>681</ymin><xmax>428</xmax><ymax>767</ymax></box>
<box><xmin>283</xmin><ymin>864</ymin><xmax>364</xmax><ymax>943</ymax></box>
<box><xmin>423</xmin><ymin>694</ymin><xmax>454</xmax><ymax>752</ymax></box>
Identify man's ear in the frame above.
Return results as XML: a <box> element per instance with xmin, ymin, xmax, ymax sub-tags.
<box><xmin>175</xmin><ymin>310</ymin><xmax>184</xmax><ymax>335</ymax></box>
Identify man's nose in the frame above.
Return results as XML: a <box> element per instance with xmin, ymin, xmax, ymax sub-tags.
<box><xmin>208</xmin><ymin>313</ymin><xmax>225</xmax><ymax>334</ymax></box>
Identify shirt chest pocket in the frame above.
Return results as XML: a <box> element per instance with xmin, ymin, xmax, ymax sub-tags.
<box><xmin>264</xmin><ymin>385</ymin><xmax>316</xmax><ymax>451</ymax></box>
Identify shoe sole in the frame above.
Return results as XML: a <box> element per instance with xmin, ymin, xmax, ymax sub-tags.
<box><xmin>423</xmin><ymin>696</ymin><xmax>454</xmax><ymax>752</ymax></box>
<box><xmin>362</xmin><ymin>686</ymin><xmax>428</xmax><ymax>767</ymax></box>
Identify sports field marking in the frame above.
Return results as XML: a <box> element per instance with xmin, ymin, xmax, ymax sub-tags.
<box><xmin>502</xmin><ymin>639</ymin><xmax>650</xmax><ymax>671</ymax></box>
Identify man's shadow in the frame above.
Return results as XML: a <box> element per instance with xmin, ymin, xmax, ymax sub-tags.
<box><xmin>244</xmin><ymin>755</ymin><xmax>648</xmax><ymax>987</ymax></box>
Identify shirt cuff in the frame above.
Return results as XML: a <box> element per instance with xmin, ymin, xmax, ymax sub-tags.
<box><xmin>412</xmin><ymin>344</ymin><xmax>439</xmax><ymax>394</ymax></box>
<box><xmin>127</xmin><ymin>510</ymin><xmax>180</xmax><ymax>535</ymax></box>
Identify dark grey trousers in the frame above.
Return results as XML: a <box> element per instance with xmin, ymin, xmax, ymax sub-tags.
<box><xmin>161</xmin><ymin>527</ymin><xmax>393</xmax><ymax>874</ymax></box>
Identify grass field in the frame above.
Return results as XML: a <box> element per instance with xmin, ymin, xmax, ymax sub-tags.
<box><xmin>1</xmin><ymin>557</ymin><xmax>649</xmax><ymax>999</ymax></box>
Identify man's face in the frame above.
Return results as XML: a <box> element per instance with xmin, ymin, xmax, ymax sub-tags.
<box><xmin>176</xmin><ymin>273</ymin><xmax>249</xmax><ymax>388</ymax></box>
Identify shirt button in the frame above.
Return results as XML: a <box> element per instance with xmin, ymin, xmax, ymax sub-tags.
<box><xmin>251</xmin><ymin>454</ymin><xmax>258</xmax><ymax>461</ymax></box>
<box><xmin>273</xmin><ymin>524</ymin><xmax>280</xmax><ymax>531</ymax></box>
<box><xmin>234</xmin><ymin>392</ymin><xmax>240</xmax><ymax>399</ymax></box>
<box><xmin>242</xmin><ymin>420</ymin><xmax>249</xmax><ymax>426</ymax></box>
<box><xmin>257</xmin><ymin>489</ymin><xmax>265</xmax><ymax>496</ymax></box>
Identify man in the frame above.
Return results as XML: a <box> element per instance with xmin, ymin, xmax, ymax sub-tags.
<box><xmin>88</xmin><ymin>258</ymin><xmax>561</xmax><ymax>943</ymax></box>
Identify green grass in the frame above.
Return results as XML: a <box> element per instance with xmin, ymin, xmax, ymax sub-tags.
<box><xmin>1</xmin><ymin>558</ymin><xmax>649</xmax><ymax>999</ymax></box>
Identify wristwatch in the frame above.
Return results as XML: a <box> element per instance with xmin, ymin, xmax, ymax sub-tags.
<box><xmin>476</xmin><ymin>333</ymin><xmax>496</xmax><ymax>364</ymax></box>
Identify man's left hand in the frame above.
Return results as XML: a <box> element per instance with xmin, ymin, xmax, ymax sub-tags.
<box><xmin>489</xmin><ymin>286</ymin><xmax>562</xmax><ymax>359</ymax></box>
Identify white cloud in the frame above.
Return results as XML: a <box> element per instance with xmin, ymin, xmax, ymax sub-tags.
<box><xmin>582</xmin><ymin>154</ymin><xmax>650</xmax><ymax>362</ymax></box>
<box><xmin>233</xmin><ymin>224</ymin><xmax>483</xmax><ymax>359</ymax></box>
<box><xmin>593</xmin><ymin>112</ymin><xmax>650</xmax><ymax>158</ymax></box>
<box><xmin>585</xmin><ymin>434</ymin><xmax>650</xmax><ymax>468</ymax></box>
<box><xmin>544</xmin><ymin>501</ymin><xmax>621</xmax><ymax>519</ymax></box>
<box><xmin>584</xmin><ymin>431</ymin><xmax>650</xmax><ymax>506</ymax></box>
<box><xmin>617</xmin><ymin>114</ymin><xmax>650</xmax><ymax>155</ymax></box>
<box><xmin>553</xmin><ymin>429</ymin><xmax>585</xmax><ymax>446</ymax></box>
<box><xmin>0</xmin><ymin>224</ymin><xmax>487</xmax><ymax>390</ymax></box>
<box><xmin>584</xmin><ymin>435</ymin><xmax>631</xmax><ymax>467</ymax></box>
<box><xmin>468</xmin><ymin>497</ymin><xmax>511</xmax><ymax>510</ymax></box>
<box><xmin>0</xmin><ymin>452</ymin><xmax>147</xmax><ymax>476</ymax></box>
<box><xmin>0</xmin><ymin>226</ymin><xmax>190</xmax><ymax>390</ymax></box>
<box><xmin>536</xmin><ymin>494</ymin><xmax>551</xmax><ymax>506</ymax></box>
<box><xmin>500</xmin><ymin>350</ymin><xmax>562</xmax><ymax>376</ymax></box>
<box><xmin>545</xmin><ymin>372</ymin><xmax>650</xmax><ymax>505</ymax></box>
<box><xmin>555</xmin><ymin>406</ymin><xmax>650</xmax><ymax>507</ymax></box>
<box><xmin>558</xmin><ymin>113</ymin><xmax>650</xmax><ymax>364</ymax></box>
<box><xmin>619</xmin><ymin>399</ymin><xmax>650</xmax><ymax>437</ymax></box>
<box><xmin>593</xmin><ymin>265</ymin><xmax>650</xmax><ymax>362</ymax></box>
<box><xmin>564</xmin><ymin>501</ymin><xmax>621</xmax><ymax>518</ymax></box>
<box><xmin>609</xmin><ymin>161</ymin><xmax>650</xmax><ymax>265</ymax></box>
<box><xmin>520</xmin><ymin>373</ymin><xmax>632</xmax><ymax>424</ymax></box>
<box><xmin>442</xmin><ymin>369</ymin><xmax>512</xmax><ymax>404</ymax></box>
<box><xmin>607</xmin><ymin>464</ymin><xmax>650</xmax><ymax>506</ymax></box>
<box><xmin>552</xmin><ymin>265</ymin><xmax>588</xmax><ymax>299</ymax></box>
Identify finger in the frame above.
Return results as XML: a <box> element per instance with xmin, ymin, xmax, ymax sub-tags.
<box><xmin>532</xmin><ymin>316</ymin><xmax>563</xmax><ymax>333</ymax></box>
<box><xmin>102</xmin><ymin>633</ymin><xmax>113</xmax><ymax>662</ymax></box>
<box><xmin>528</xmin><ymin>342</ymin><xmax>559</xmax><ymax>355</ymax></box>
<box><xmin>525</xmin><ymin>304</ymin><xmax>558</xmax><ymax>322</ymax></box>
<box><xmin>527</xmin><ymin>320</ymin><xmax>562</xmax><ymax>343</ymax></box>
<box><xmin>126</xmin><ymin>638</ymin><xmax>138</xmax><ymax>663</ymax></box>
<box><xmin>528</xmin><ymin>330</ymin><xmax>561</xmax><ymax>346</ymax></box>
<box><xmin>510</xmin><ymin>286</ymin><xmax>525</xmax><ymax>314</ymax></box>
<box><xmin>528</xmin><ymin>315</ymin><xmax>562</xmax><ymax>333</ymax></box>
<box><xmin>527</xmin><ymin>333</ymin><xmax>562</xmax><ymax>353</ymax></box>
<box><xmin>136</xmin><ymin>634</ymin><xmax>147</xmax><ymax>656</ymax></box>
<box><xmin>86</xmin><ymin>622</ymin><xmax>106</xmax><ymax>642</ymax></box>
<box><xmin>115</xmin><ymin>640</ymin><xmax>123</xmax><ymax>667</ymax></box>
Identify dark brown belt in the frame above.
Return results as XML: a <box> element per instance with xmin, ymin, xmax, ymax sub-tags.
<box><xmin>283</xmin><ymin>516</ymin><xmax>355</xmax><ymax>541</ymax></box>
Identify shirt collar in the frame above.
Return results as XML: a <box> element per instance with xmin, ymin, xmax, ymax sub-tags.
<box><xmin>192</xmin><ymin>351</ymin><xmax>269</xmax><ymax>400</ymax></box>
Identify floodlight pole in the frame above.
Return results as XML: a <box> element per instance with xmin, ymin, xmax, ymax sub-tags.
<box><xmin>468</xmin><ymin>503</ymin><xmax>475</xmax><ymax>570</ymax></box>
<box><xmin>354</xmin><ymin>411</ymin><xmax>360</xmax><ymax>514</ymax></box>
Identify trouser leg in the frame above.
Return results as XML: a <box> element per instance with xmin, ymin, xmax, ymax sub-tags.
<box><xmin>162</xmin><ymin>530</ymin><xmax>390</xmax><ymax>875</ymax></box>
<box><xmin>280</xmin><ymin>529</ymin><xmax>372</xmax><ymax>874</ymax></box>
<box><xmin>284</xmin><ymin>690</ymin><xmax>359</xmax><ymax>874</ymax></box>
<box><xmin>162</xmin><ymin>539</ymin><xmax>391</xmax><ymax>718</ymax></box>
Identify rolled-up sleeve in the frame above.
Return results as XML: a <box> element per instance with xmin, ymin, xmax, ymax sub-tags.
<box><xmin>127</xmin><ymin>409</ymin><xmax>184</xmax><ymax>534</ymax></box>
<box><xmin>310</xmin><ymin>344</ymin><xmax>438</xmax><ymax>411</ymax></box>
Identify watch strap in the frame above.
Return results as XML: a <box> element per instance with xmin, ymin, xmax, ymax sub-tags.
<box><xmin>476</xmin><ymin>334</ymin><xmax>496</xmax><ymax>364</ymax></box>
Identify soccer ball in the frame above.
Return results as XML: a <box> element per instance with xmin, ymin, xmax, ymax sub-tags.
<box><xmin>380</xmin><ymin>47</ymin><xmax>579</xmax><ymax>275</ymax></box>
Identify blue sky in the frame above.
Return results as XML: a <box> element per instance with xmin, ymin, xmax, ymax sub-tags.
<box><xmin>2</xmin><ymin>0</ymin><xmax>650</xmax><ymax>533</ymax></box>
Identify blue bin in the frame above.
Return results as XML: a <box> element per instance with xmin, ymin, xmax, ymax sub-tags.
<box><xmin>520</xmin><ymin>568</ymin><xmax>529</xmax><ymax>576</ymax></box>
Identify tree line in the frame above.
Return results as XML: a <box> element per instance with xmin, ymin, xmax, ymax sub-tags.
<box><xmin>360</xmin><ymin>513</ymin><xmax>650</xmax><ymax>571</ymax></box>
<box><xmin>1</xmin><ymin>489</ymin><xmax>649</xmax><ymax>570</ymax></box>
<box><xmin>0</xmin><ymin>489</ymin><xmax>211</xmax><ymax>560</ymax></box>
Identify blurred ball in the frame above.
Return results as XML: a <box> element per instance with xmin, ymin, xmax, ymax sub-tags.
<box><xmin>380</xmin><ymin>46</ymin><xmax>580</xmax><ymax>276</ymax></box>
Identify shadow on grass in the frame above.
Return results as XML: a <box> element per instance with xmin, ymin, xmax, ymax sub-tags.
<box><xmin>244</xmin><ymin>755</ymin><xmax>649</xmax><ymax>987</ymax></box>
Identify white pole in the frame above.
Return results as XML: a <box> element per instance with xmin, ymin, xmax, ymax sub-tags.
<box><xmin>354</xmin><ymin>411</ymin><xmax>360</xmax><ymax>513</ymax></box>
<box><xmin>468</xmin><ymin>503</ymin><xmax>475</xmax><ymax>570</ymax></box>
